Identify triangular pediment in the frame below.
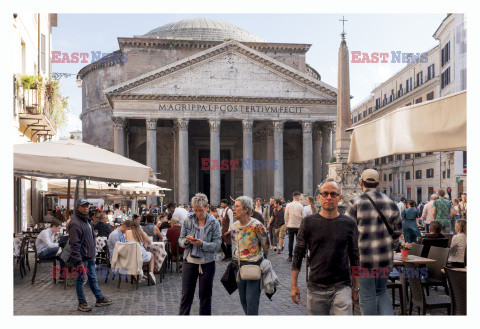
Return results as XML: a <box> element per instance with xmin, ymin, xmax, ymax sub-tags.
<box><xmin>105</xmin><ymin>41</ymin><xmax>337</xmax><ymax>102</ymax></box>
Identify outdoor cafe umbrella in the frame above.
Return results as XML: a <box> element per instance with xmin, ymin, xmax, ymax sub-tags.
<box><xmin>347</xmin><ymin>91</ymin><xmax>466</xmax><ymax>164</ymax></box>
<box><xmin>14</xmin><ymin>139</ymin><xmax>165</xmax><ymax>216</ymax></box>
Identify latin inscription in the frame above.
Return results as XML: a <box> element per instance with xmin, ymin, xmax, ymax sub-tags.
<box><xmin>158</xmin><ymin>103</ymin><xmax>303</xmax><ymax>114</ymax></box>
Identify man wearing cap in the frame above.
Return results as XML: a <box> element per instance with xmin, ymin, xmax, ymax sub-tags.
<box><xmin>345</xmin><ymin>169</ymin><xmax>402</xmax><ymax>315</ymax></box>
<box><xmin>69</xmin><ymin>199</ymin><xmax>112</xmax><ymax>312</ymax></box>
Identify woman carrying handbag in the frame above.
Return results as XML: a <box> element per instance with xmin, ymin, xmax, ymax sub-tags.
<box><xmin>231</xmin><ymin>196</ymin><xmax>270</xmax><ymax>315</ymax></box>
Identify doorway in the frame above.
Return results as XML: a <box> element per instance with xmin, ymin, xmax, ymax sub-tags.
<box><xmin>198</xmin><ymin>149</ymin><xmax>231</xmax><ymax>201</ymax></box>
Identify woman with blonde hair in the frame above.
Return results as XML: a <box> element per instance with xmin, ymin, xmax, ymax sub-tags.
<box><xmin>126</xmin><ymin>221</ymin><xmax>156</xmax><ymax>284</ymax></box>
<box><xmin>449</xmin><ymin>220</ymin><xmax>466</xmax><ymax>268</ymax></box>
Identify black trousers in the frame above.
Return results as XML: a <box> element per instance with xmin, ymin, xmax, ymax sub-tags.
<box><xmin>288</xmin><ymin>228</ymin><xmax>299</xmax><ymax>257</ymax></box>
<box><xmin>221</xmin><ymin>243</ymin><xmax>232</xmax><ymax>259</ymax></box>
<box><xmin>179</xmin><ymin>261</ymin><xmax>216</xmax><ymax>315</ymax></box>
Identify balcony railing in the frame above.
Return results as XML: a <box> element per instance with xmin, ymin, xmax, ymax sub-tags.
<box><xmin>15</xmin><ymin>84</ymin><xmax>56</xmax><ymax>132</ymax></box>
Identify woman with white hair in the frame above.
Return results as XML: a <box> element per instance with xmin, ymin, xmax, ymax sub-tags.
<box><xmin>231</xmin><ymin>195</ymin><xmax>270</xmax><ymax>315</ymax></box>
<box><xmin>178</xmin><ymin>193</ymin><xmax>222</xmax><ymax>315</ymax></box>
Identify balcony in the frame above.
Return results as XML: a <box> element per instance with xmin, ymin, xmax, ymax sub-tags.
<box><xmin>14</xmin><ymin>75</ymin><xmax>57</xmax><ymax>142</ymax></box>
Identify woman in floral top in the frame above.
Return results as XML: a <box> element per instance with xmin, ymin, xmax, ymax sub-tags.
<box><xmin>231</xmin><ymin>196</ymin><xmax>269</xmax><ymax>315</ymax></box>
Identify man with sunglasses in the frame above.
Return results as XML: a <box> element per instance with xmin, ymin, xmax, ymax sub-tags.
<box><xmin>290</xmin><ymin>178</ymin><xmax>360</xmax><ymax>315</ymax></box>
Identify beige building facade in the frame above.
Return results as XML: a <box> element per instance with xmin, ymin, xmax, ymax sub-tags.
<box><xmin>351</xmin><ymin>14</ymin><xmax>466</xmax><ymax>204</ymax></box>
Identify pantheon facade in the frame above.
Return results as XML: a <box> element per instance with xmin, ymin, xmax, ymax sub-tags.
<box><xmin>78</xmin><ymin>18</ymin><xmax>338</xmax><ymax>206</ymax></box>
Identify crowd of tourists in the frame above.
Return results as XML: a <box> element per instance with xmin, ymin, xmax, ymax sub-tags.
<box><xmin>32</xmin><ymin>168</ymin><xmax>467</xmax><ymax>315</ymax></box>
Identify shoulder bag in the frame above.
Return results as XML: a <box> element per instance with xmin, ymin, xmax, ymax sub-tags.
<box><xmin>235</xmin><ymin>228</ymin><xmax>261</xmax><ymax>280</ymax></box>
<box><xmin>363</xmin><ymin>193</ymin><xmax>401</xmax><ymax>240</ymax></box>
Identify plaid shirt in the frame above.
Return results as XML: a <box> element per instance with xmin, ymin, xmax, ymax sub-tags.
<box><xmin>345</xmin><ymin>188</ymin><xmax>402</xmax><ymax>269</ymax></box>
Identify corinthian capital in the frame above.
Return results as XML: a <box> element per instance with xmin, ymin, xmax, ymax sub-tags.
<box><xmin>112</xmin><ymin>117</ymin><xmax>126</xmax><ymax>129</ymax></box>
<box><xmin>146</xmin><ymin>118</ymin><xmax>157</xmax><ymax>130</ymax></box>
<box><xmin>272</xmin><ymin>120</ymin><xmax>285</xmax><ymax>133</ymax></box>
<box><xmin>208</xmin><ymin>119</ymin><xmax>221</xmax><ymax>132</ymax></box>
<box><xmin>321</xmin><ymin>122</ymin><xmax>334</xmax><ymax>135</ymax></box>
<box><xmin>242</xmin><ymin>119</ymin><xmax>253</xmax><ymax>131</ymax></box>
<box><xmin>176</xmin><ymin>118</ymin><xmax>189</xmax><ymax>131</ymax></box>
<box><xmin>301</xmin><ymin>121</ymin><xmax>313</xmax><ymax>133</ymax></box>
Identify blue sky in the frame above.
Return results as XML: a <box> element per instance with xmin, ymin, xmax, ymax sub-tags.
<box><xmin>52</xmin><ymin>13</ymin><xmax>445</xmax><ymax>137</ymax></box>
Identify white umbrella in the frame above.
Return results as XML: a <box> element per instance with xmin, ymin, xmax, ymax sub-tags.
<box><xmin>14</xmin><ymin>139</ymin><xmax>156</xmax><ymax>183</ymax></box>
<box><xmin>347</xmin><ymin>91</ymin><xmax>466</xmax><ymax>164</ymax></box>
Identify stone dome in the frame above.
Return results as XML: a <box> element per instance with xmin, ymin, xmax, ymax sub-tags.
<box><xmin>141</xmin><ymin>18</ymin><xmax>266</xmax><ymax>42</ymax></box>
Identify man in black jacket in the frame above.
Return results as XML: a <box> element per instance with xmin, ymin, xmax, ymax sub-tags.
<box><xmin>69</xmin><ymin>199</ymin><xmax>112</xmax><ymax>312</ymax></box>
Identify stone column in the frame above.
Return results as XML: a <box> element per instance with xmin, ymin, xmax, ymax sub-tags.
<box><xmin>302</xmin><ymin>121</ymin><xmax>313</xmax><ymax>196</ymax></box>
<box><xmin>313</xmin><ymin>125</ymin><xmax>323</xmax><ymax>192</ymax></box>
<box><xmin>112</xmin><ymin>117</ymin><xmax>126</xmax><ymax>156</ymax></box>
<box><xmin>321</xmin><ymin>123</ymin><xmax>333</xmax><ymax>180</ymax></box>
<box><xmin>273</xmin><ymin>121</ymin><xmax>285</xmax><ymax>198</ymax></box>
<box><xmin>266</xmin><ymin>125</ymin><xmax>274</xmax><ymax>198</ymax></box>
<box><xmin>177</xmin><ymin>118</ymin><xmax>189</xmax><ymax>205</ymax></box>
<box><xmin>242</xmin><ymin>119</ymin><xmax>254</xmax><ymax>198</ymax></box>
<box><xmin>146</xmin><ymin>119</ymin><xmax>157</xmax><ymax>205</ymax></box>
<box><xmin>209</xmin><ymin>119</ymin><xmax>221</xmax><ymax>206</ymax></box>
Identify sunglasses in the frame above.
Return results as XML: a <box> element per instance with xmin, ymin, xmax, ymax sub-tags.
<box><xmin>319</xmin><ymin>191</ymin><xmax>340</xmax><ymax>198</ymax></box>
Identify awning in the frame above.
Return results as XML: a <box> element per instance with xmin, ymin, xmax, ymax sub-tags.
<box><xmin>347</xmin><ymin>91</ymin><xmax>466</xmax><ymax>164</ymax></box>
<box><xmin>14</xmin><ymin>139</ymin><xmax>159</xmax><ymax>183</ymax></box>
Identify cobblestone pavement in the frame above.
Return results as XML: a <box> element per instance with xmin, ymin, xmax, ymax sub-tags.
<box><xmin>14</xmin><ymin>237</ymin><xmax>447</xmax><ymax>316</ymax></box>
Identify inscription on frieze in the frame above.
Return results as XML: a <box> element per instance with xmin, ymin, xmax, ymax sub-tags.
<box><xmin>158</xmin><ymin>103</ymin><xmax>304</xmax><ymax>114</ymax></box>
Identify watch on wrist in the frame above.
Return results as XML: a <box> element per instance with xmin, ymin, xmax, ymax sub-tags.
<box><xmin>353</xmin><ymin>287</ymin><xmax>360</xmax><ymax>292</ymax></box>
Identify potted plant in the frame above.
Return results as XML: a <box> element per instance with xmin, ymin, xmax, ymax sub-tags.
<box><xmin>400</xmin><ymin>242</ymin><xmax>412</xmax><ymax>259</ymax></box>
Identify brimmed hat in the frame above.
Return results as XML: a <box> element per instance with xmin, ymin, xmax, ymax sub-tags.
<box><xmin>361</xmin><ymin>169</ymin><xmax>379</xmax><ymax>184</ymax></box>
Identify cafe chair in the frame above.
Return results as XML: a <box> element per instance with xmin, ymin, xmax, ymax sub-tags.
<box><xmin>14</xmin><ymin>235</ymin><xmax>30</xmax><ymax>278</ymax></box>
<box><xmin>444</xmin><ymin>267</ymin><xmax>466</xmax><ymax>315</ymax></box>
<box><xmin>409</xmin><ymin>243</ymin><xmax>424</xmax><ymax>257</ymax></box>
<box><xmin>404</xmin><ymin>262</ymin><xmax>451</xmax><ymax>315</ymax></box>
<box><xmin>30</xmin><ymin>240</ymin><xmax>58</xmax><ymax>284</ymax></box>
<box><xmin>420</xmin><ymin>238</ymin><xmax>449</xmax><ymax>258</ymax></box>
<box><xmin>423</xmin><ymin>246</ymin><xmax>450</xmax><ymax>295</ymax></box>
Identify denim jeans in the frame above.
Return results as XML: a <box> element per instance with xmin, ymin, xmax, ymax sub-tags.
<box><xmin>358</xmin><ymin>276</ymin><xmax>394</xmax><ymax>315</ymax></box>
<box><xmin>306</xmin><ymin>284</ymin><xmax>352</xmax><ymax>315</ymax></box>
<box><xmin>75</xmin><ymin>260</ymin><xmax>104</xmax><ymax>304</ymax></box>
<box><xmin>287</xmin><ymin>228</ymin><xmax>299</xmax><ymax>257</ymax></box>
<box><xmin>234</xmin><ymin>268</ymin><xmax>261</xmax><ymax>315</ymax></box>
<box><xmin>39</xmin><ymin>247</ymin><xmax>65</xmax><ymax>269</ymax></box>
<box><xmin>441</xmin><ymin>221</ymin><xmax>451</xmax><ymax>234</ymax></box>
<box><xmin>179</xmin><ymin>261</ymin><xmax>216</xmax><ymax>315</ymax></box>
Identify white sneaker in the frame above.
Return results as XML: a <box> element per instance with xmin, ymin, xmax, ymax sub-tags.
<box><xmin>148</xmin><ymin>272</ymin><xmax>156</xmax><ymax>285</ymax></box>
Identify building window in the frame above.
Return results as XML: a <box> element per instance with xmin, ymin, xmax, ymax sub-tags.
<box><xmin>406</xmin><ymin>78</ymin><xmax>412</xmax><ymax>92</ymax></box>
<box><xmin>428</xmin><ymin>187</ymin><xmax>434</xmax><ymax>199</ymax></box>
<box><xmin>405</xmin><ymin>171</ymin><xmax>411</xmax><ymax>180</ymax></box>
<box><xmin>415</xmin><ymin>170</ymin><xmax>422</xmax><ymax>179</ymax></box>
<box><xmin>441</xmin><ymin>41</ymin><xmax>450</xmax><ymax>67</ymax></box>
<box><xmin>383</xmin><ymin>95</ymin><xmax>387</xmax><ymax>106</ymax></box>
<box><xmin>368</xmin><ymin>107</ymin><xmax>372</xmax><ymax>114</ymax></box>
<box><xmin>381</xmin><ymin>157</ymin><xmax>387</xmax><ymax>164</ymax></box>
<box><xmin>398</xmin><ymin>84</ymin><xmax>403</xmax><ymax>98</ymax></box>
<box><xmin>447</xmin><ymin>169</ymin><xmax>450</xmax><ymax>178</ymax></box>
<box><xmin>427</xmin><ymin>64</ymin><xmax>435</xmax><ymax>80</ymax></box>
<box><xmin>363</xmin><ymin>110</ymin><xmax>367</xmax><ymax>118</ymax></box>
<box><xmin>427</xmin><ymin>91</ymin><xmax>434</xmax><ymax>101</ymax></box>
<box><xmin>353</xmin><ymin>116</ymin><xmax>357</xmax><ymax>123</ymax></box>
<box><xmin>426</xmin><ymin>152</ymin><xmax>433</xmax><ymax>156</ymax></box>
<box><xmin>358</xmin><ymin>113</ymin><xmax>362</xmax><ymax>120</ymax></box>
<box><xmin>426</xmin><ymin>168</ymin><xmax>434</xmax><ymax>178</ymax></box>
<box><xmin>389</xmin><ymin>173</ymin><xmax>392</xmax><ymax>182</ymax></box>
<box><xmin>405</xmin><ymin>154</ymin><xmax>411</xmax><ymax>160</ymax></box>
<box><xmin>375</xmin><ymin>158</ymin><xmax>380</xmax><ymax>166</ymax></box>
<box><xmin>375</xmin><ymin>98</ymin><xmax>380</xmax><ymax>110</ymax></box>
<box><xmin>383</xmin><ymin>174</ymin><xmax>387</xmax><ymax>181</ymax></box>
<box><xmin>390</xmin><ymin>89</ymin><xmax>395</xmax><ymax>102</ymax></box>
<box><xmin>443</xmin><ymin>171</ymin><xmax>446</xmax><ymax>179</ymax></box>
<box><xmin>441</xmin><ymin>67</ymin><xmax>451</xmax><ymax>89</ymax></box>
<box><xmin>396</xmin><ymin>154</ymin><xmax>402</xmax><ymax>160</ymax></box>
<box><xmin>416</xmin><ymin>71</ymin><xmax>423</xmax><ymax>87</ymax></box>
<box><xmin>407</xmin><ymin>187</ymin><xmax>412</xmax><ymax>200</ymax></box>
<box><xmin>415</xmin><ymin>97</ymin><xmax>422</xmax><ymax>104</ymax></box>
<box><xmin>415</xmin><ymin>153</ymin><xmax>422</xmax><ymax>158</ymax></box>
<box><xmin>388</xmin><ymin>155</ymin><xmax>394</xmax><ymax>162</ymax></box>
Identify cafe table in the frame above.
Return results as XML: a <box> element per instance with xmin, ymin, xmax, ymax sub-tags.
<box><xmin>393</xmin><ymin>253</ymin><xmax>437</xmax><ymax>315</ymax></box>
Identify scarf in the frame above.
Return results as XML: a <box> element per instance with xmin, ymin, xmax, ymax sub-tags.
<box><xmin>191</xmin><ymin>214</ymin><xmax>213</xmax><ymax>258</ymax></box>
<box><xmin>75</xmin><ymin>209</ymin><xmax>89</xmax><ymax>221</ymax></box>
